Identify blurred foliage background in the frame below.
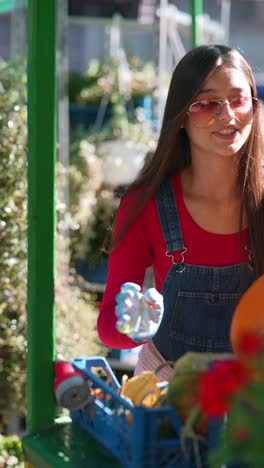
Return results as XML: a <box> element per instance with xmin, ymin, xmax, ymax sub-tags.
<box><xmin>69</xmin><ymin>56</ymin><xmax>156</xmax><ymax>106</ymax></box>
<box><xmin>0</xmin><ymin>58</ymin><xmax>28</xmax><ymax>432</ymax></box>
<box><xmin>0</xmin><ymin>58</ymin><xmax>107</xmax><ymax>439</ymax></box>
<box><xmin>68</xmin><ymin>55</ymin><xmax>157</xmax><ymax>275</ymax></box>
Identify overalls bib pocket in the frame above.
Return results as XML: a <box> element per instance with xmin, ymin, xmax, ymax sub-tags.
<box><xmin>170</xmin><ymin>290</ymin><xmax>240</xmax><ymax>351</ymax></box>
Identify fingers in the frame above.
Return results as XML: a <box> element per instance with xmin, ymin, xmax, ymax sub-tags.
<box><xmin>115</xmin><ymin>298</ymin><xmax>134</xmax><ymax>316</ymax></box>
<box><xmin>115</xmin><ymin>283</ymin><xmax>143</xmax><ymax>310</ymax></box>
<box><xmin>116</xmin><ymin>314</ymin><xmax>135</xmax><ymax>335</ymax></box>
<box><xmin>121</xmin><ymin>282</ymin><xmax>141</xmax><ymax>293</ymax></box>
<box><xmin>143</xmin><ymin>288</ymin><xmax>164</xmax><ymax>308</ymax></box>
<box><xmin>114</xmin><ymin>283</ymin><xmax>164</xmax><ymax>341</ymax></box>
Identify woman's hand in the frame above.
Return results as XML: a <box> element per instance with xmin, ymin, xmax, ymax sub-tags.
<box><xmin>115</xmin><ymin>282</ymin><xmax>164</xmax><ymax>342</ymax></box>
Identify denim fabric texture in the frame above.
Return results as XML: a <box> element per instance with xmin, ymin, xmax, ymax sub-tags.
<box><xmin>152</xmin><ymin>177</ymin><xmax>256</xmax><ymax>362</ymax></box>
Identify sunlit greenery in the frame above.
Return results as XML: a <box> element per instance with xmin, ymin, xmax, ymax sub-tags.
<box><xmin>0</xmin><ymin>58</ymin><xmax>107</xmax><ymax>434</ymax></box>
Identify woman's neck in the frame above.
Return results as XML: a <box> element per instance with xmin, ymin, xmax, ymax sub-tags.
<box><xmin>182</xmin><ymin>160</ymin><xmax>241</xmax><ymax>203</ymax></box>
<box><xmin>180</xmin><ymin>162</ymin><xmax>247</xmax><ymax>233</ymax></box>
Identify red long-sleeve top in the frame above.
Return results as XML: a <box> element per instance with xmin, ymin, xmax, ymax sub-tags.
<box><xmin>97</xmin><ymin>174</ymin><xmax>248</xmax><ymax>349</ymax></box>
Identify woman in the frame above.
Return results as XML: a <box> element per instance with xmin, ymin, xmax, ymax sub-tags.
<box><xmin>97</xmin><ymin>44</ymin><xmax>264</xmax><ymax>379</ymax></box>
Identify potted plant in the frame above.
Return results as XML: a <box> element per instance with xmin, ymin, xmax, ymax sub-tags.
<box><xmin>69</xmin><ymin>114</ymin><xmax>157</xmax><ymax>285</ymax></box>
<box><xmin>69</xmin><ymin>56</ymin><xmax>157</xmax><ymax>129</ymax></box>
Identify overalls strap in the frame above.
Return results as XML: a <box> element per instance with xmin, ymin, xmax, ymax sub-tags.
<box><xmin>156</xmin><ymin>177</ymin><xmax>185</xmax><ymax>253</ymax></box>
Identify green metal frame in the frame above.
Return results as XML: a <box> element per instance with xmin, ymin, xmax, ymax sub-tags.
<box><xmin>27</xmin><ymin>0</ymin><xmax>57</xmax><ymax>434</ymax></box>
<box><xmin>191</xmin><ymin>0</ymin><xmax>203</xmax><ymax>47</ymax></box>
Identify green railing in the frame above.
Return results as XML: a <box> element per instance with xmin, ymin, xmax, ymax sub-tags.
<box><xmin>26</xmin><ymin>0</ymin><xmax>57</xmax><ymax>434</ymax></box>
<box><xmin>191</xmin><ymin>0</ymin><xmax>203</xmax><ymax>47</ymax></box>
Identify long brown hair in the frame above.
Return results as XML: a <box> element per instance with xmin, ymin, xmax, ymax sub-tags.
<box><xmin>109</xmin><ymin>44</ymin><xmax>264</xmax><ymax>276</ymax></box>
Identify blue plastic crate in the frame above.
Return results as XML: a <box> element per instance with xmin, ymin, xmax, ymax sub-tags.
<box><xmin>70</xmin><ymin>356</ymin><xmax>211</xmax><ymax>468</ymax></box>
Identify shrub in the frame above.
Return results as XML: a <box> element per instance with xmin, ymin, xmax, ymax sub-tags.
<box><xmin>0</xmin><ymin>58</ymin><xmax>27</xmax><ymax>430</ymax></box>
<box><xmin>69</xmin><ymin>56</ymin><xmax>157</xmax><ymax>106</ymax></box>
<box><xmin>0</xmin><ymin>434</ymin><xmax>23</xmax><ymax>467</ymax></box>
<box><xmin>0</xmin><ymin>58</ymin><xmax>107</xmax><ymax>433</ymax></box>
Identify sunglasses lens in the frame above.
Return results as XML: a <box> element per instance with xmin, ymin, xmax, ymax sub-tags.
<box><xmin>230</xmin><ymin>97</ymin><xmax>256</xmax><ymax>123</ymax></box>
<box><xmin>189</xmin><ymin>97</ymin><xmax>258</xmax><ymax>128</ymax></box>
<box><xmin>189</xmin><ymin>101</ymin><xmax>220</xmax><ymax>127</ymax></box>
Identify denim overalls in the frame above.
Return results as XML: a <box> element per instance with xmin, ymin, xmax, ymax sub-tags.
<box><xmin>152</xmin><ymin>177</ymin><xmax>256</xmax><ymax>362</ymax></box>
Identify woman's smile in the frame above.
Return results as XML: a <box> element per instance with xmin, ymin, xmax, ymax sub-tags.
<box><xmin>212</xmin><ymin>125</ymin><xmax>239</xmax><ymax>140</ymax></box>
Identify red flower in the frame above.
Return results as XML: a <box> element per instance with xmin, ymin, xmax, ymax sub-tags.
<box><xmin>198</xmin><ymin>372</ymin><xmax>228</xmax><ymax>417</ymax></box>
<box><xmin>215</xmin><ymin>360</ymin><xmax>251</xmax><ymax>392</ymax></box>
<box><xmin>197</xmin><ymin>359</ymin><xmax>251</xmax><ymax>418</ymax></box>
<box><xmin>238</xmin><ymin>332</ymin><xmax>264</xmax><ymax>356</ymax></box>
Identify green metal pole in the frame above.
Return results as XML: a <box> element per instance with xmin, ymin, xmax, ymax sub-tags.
<box><xmin>27</xmin><ymin>0</ymin><xmax>57</xmax><ymax>433</ymax></box>
<box><xmin>191</xmin><ymin>0</ymin><xmax>203</xmax><ymax>48</ymax></box>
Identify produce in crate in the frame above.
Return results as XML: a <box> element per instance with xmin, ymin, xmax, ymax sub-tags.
<box><xmin>70</xmin><ymin>356</ymin><xmax>212</xmax><ymax>467</ymax></box>
<box><xmin>118</xmin><ymin>351</ymin><xmax>233</xmax><ymax>427</ymax></box>
<box><xmin>120</xmin><ymin>370</ymin><xmax>168</xmax><ymax>407</ymax></box>
<box><xmin>166</xmin><ymin>370</ymin><xmax>208</xmax><ymax>437</ymax></box>
<box><xmin>123</xmin><ymin>353</ymin><xmax>232</xmax><ymax>465</ymax></box>
<box><xmin>159</xmin><ymin>352</ymin><xmax>234</xmax><ymax>436</ymax></box>
<box><xmin>121</xmin><ymin>370</ymin><xmax>159</xmax><ymax>405</ymax></box>
<box><xmin>171</xmin><ymin>351</ymin><xmax>234</xmax><ymax>374</ymax></box>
